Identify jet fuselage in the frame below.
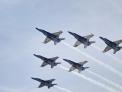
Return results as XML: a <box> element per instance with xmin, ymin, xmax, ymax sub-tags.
<box><xmin>72</xmin><ymin>62</ymin><xmax>82</xmax><ymax>70</ymax></box>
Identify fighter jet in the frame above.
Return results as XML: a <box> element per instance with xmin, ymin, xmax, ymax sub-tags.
<box><xmin>63</xmin><ymin>59</ymin><xmax>89</xmax><ymax>73</ymax></box>
<box><xmin>99</xmin><ymin>37</ymin><xmax>122</xmax><ymax>54</ymax></box>
<box><xmin>33</xmin><ymin>54</ymin><xmax>61</xmax><ymax>68</ymax></box>
<box><xmin>31</xmin><ymin>77</ymin><xmax>57</xmax><ymax>89</ymax></box>
<box><xmin>68</xmin><ymin>31</ymin><xmax>95</xmax><ymax>48</ymax></box>
<box><xmin>35</xmin><ymin>28</ymin><xmax>65</xmax><ymax>45</ymax></box>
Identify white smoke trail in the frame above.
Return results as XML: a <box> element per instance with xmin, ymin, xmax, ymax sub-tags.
<box><xmin>59</xmin><ymin>65</ymin><xmax>118</xmax><ymax>92</ymax></box>
<box><xmin>55</xmin><ymin>86</ymin><xmax>73</xmax><ymax>92</ymax></box>
<box><xmin>93</xmin><ymin>46</ymin><xmax>122</xmax><ymax>64</ymax></box>
<box><xmin>87</xmin><ymin>70</ymin><xmax>122</xmax><ymax>91</ymax></box>
<box><xmin>62</xmin><ymin>42</ymin><xmax>122</xmax><ymax>77</ymax></box>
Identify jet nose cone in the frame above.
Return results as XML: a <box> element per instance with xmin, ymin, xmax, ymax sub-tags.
<box><xmin>63</xmin><ymin>59</ymin><xmax>67</xmax><ymax>61</ymax></box>
<box><xmin>35</xmin><ymin>27</ymin><xmax>39</xmax><ymax>30</ymax></box>
<box><xmin>99</xmin><ymin>36</ymin><xmax>104</xmax><ymax>40</ymax></box>
<box><xmin>68</xmin><ymin>31</ymin><xmax>74</xmax><ymax>35</ymax></box>
<box><xmin>33</xmin><ymin>54</ymin><xmax>37</xmax><ymax>56</ymax></box>
<box><xmin>31</xmin><ymin>77</ymin><xmax>35</xmax><ymax>80</ymax></box>
<box><xmin>63</xmin><ymin>59</ymin><xmax>69</xmax><ymax>62</ymax></box>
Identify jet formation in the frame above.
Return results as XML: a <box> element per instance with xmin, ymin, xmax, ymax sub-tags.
<box><xmin>31</xmin><ymin>28</ymin><xmax>122</xmax><ymax>89</ymax></box>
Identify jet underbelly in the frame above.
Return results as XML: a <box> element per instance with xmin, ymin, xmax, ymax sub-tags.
<box><xmin>78</xmin><ymin>37</ymin><xmax>87</xmax><ymax>43</ymax></box>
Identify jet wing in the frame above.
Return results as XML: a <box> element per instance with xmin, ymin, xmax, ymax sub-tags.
<box><xmin>114</xmin><ymin>40</ymin><xmax>122</xmax><ymax>45</ymax></box>
<box><xmin>49</xmin><ymin>56</ymin><xmax>59</xmax><ymax>61</ymax></box>
<box><xmin>73</xmin><ymin>40</ymin><xmax>81</xmax><ymax>47</ymax></box>
<box><xmin>69</xmin><ymin>66</ymin><xmax>75</xmax><ymax>72</ymax></box>
<box><xmin>38</xmin><ymin>83</ymin><xmax>45</xmax><ymax>88</ymax></box>
<box><xmin>103</xmin><ymin>46</ymin><xmax>112</xmax><ymax>53</ymax></box>
<box><xmin>43</xmin><ymin>37</ymin><xmax>51</xmax><ymax>44</ymax></box>
<box><xmin>84</xmin><ymin>33</ymin><xmax>94</xmax><ymax>40</ymax></box>
<box><xmin>41</xmin><ymin>61</ymin><xmax>48</xmax><ymax>67</ymax></box>
<box><xmin>52</xmin><ymin>31</ymin><xmax>63</xmax><ymax>37</ymax></box>
<box><xmin>78</xmin><ymin>61</ymin><xmax>88</xmax><ymax>66</ymax></box>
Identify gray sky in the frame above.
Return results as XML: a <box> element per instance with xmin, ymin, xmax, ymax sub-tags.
<box><xmin>0</xmin><ymin>0</ymin><xmax>122</xmax><ymax>92</ymax></box>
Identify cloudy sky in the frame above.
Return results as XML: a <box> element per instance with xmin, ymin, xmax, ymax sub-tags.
<box><xmin>0</xmin><ymin>0</ymin><xmax>122</xmax><ymax>92</ymax></box>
